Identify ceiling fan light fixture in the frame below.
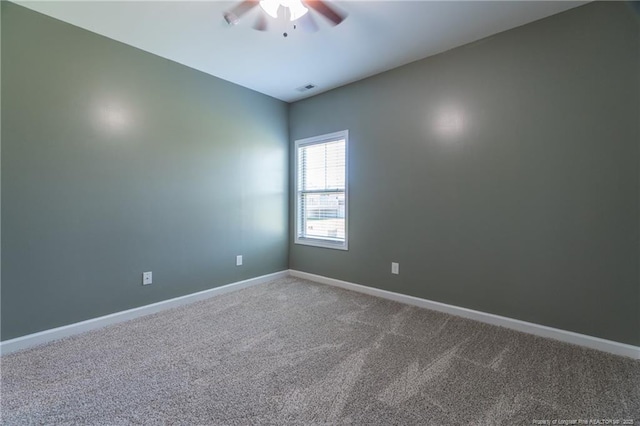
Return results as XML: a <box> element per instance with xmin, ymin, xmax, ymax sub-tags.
<box><xmin>259</xmin><ymin>0</ymin><xmax>280</xmax><ymax>18</ymax></box>
<box><xmin>260</xmin><ymin>0</ymin><xmax>308</xmax><ymax>21</ymax></box>
<box><xmin>285</xmin><ymin>0</ymin><xmax>309</xmax><ymax>21</ymax></box>
<box><xmin>224</xmin><ymin>0</ymin><xmax>343</xmax><ymax>33</ymax></box>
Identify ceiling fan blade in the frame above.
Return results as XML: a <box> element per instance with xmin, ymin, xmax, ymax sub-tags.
<box><xmin>303</xmin><ymin>0</ymin><xmax>346</xmax><ymax>26</ymax></box>
<box><xmin>296</xmin><ymin>12</ymin><xmax>319</xmax><ymax>33</ymax></box>
<box><xmin>253</xmin><ymin>12</ymin><xmax>269</xmax><ymax>31</ymax></box>
<box><xmin>223</xmin><ymin>0</ymin><xmax>260</xmax><ymax>25</ymax></box>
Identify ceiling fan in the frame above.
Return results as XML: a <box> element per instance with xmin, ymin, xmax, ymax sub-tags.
<box><xmin>223</xmin><ymin>0</ymin><xmax>347</xmax><ymax>35</ymax></box>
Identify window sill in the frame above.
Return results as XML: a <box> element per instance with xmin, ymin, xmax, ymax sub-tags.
<box><xmin>294</xmin><ymin>238</ymin><xmax>348</xmax><ymax>251</ymax></box>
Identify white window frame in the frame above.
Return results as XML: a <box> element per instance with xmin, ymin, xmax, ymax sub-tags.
<box><xmin>294</xmin><ymin>130</ymin><xmax>349</xmax><ymax>250</ymax></box>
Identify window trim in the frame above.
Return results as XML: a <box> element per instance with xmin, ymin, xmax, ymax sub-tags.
<box><xmin>294</xmin><ymin>130</ymin><xmax>349</xmax><ymax>251</ymax></box>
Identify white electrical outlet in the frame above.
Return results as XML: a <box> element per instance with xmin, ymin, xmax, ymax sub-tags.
<box><xmin>391</xmin><ymin>262</ymin><xmax>399</xmax><ymax>275</ymax></box>
<box><xmin>236</xmin><ymin>255</ymin><xmax>243</xmax><ymax>266</ymax></box>
<box><xmin>142</xmin><ymin>271</ymin><xmax>152</xmax><ymax>285</ymax></box>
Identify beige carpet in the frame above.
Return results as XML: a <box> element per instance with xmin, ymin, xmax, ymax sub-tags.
<box><xmin>1</xmin><ymin>276</ymin><xmax>639</xmax><ymax>425</ymax></box>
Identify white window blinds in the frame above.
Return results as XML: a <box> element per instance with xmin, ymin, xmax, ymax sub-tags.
<box><xmin>295</xmin><ymin>131</ymin><xmax>348</xmax><ymax>250</ymax></box>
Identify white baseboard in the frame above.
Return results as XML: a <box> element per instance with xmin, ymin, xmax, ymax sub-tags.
<box><xmin>290</xmin><ymin>270</ymin><xmax>640</xmax><ymax>360</ymax></box>
<box><xmin>4</xmin><ymin>269</ymin><xmax>638</xmax><ymax>360</ymax></box>
<box><xmin>0</xmin><ymin>270</ymin><xmax>289</xmax><ymax>356</ymax></box>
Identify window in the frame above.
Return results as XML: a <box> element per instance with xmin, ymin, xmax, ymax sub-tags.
<box><xmin>295</xmin><ymin>130</ymin><xmax>348</xmax><ymax>250</ymax></box>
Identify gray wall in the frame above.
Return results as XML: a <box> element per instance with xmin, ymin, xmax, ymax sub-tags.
<box><xmin>289</xmin><ymin>2</ymin><xmax>640</xmax><ymax>345</ymax></box>
<box><xmin>1</xmin><ymin>3</ymin><xmax>289</xmax><ymax>340</ymax></box>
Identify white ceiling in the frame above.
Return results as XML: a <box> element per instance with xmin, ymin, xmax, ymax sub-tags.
<box><xmin>17</xmin><ymin>0</ymin><xmax>585</xmax><ymax>102</ymax></box>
